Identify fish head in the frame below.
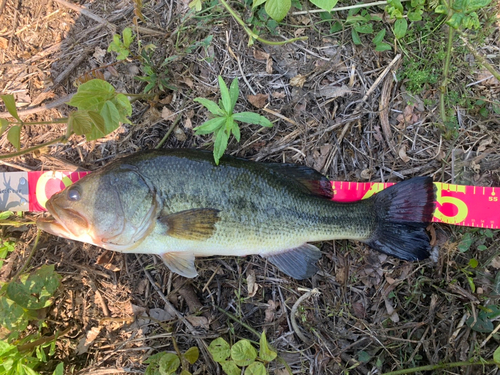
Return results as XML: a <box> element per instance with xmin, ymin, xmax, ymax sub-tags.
<box><xmin>37</xmin><ymin>166</ymin><xmax>160</xmax><ymax>252</ymax></box>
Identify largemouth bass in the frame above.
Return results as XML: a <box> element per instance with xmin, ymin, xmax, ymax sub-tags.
<box><xmin>37</xmin><ymin>149</ymin><xmax>435</xmax><ymax>279</ymax></box>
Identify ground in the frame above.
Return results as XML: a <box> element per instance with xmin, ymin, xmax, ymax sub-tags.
<box><xmin>1</xmin><ymin>0</ymin><xmax>500</xmax><ymax>374</ymax></box>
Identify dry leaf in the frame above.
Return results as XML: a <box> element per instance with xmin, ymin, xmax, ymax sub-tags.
<box><xmin>360</xmin><ymin>169</ymin><xmax>372</xmax><ymax>180</ymax></box>
<box><xmin>93</xmin><ymin>46</ymin><xmax>106</xmax><ymax>63</ymax></box>
<box><xmin>491</xmin><ymin>256</ymin><xmax>500</xmax><ymax>269</ymax></box>
<box><xmin>247</xmin><ymin>93</ymin><xmax>268</xmax><ymax>109</ymax></box>
<box><xmin>186</xmin><ymin>315</ymin><xmax>210</xmax><ymax>329</ymax></box>
<box><xmin>384</xmin><ymin>297</ymin><xmax>400</xmax><ymax>323</ymax></box>
<box><xmin>399</xmin><ymin>144</ymin><xmax>410</xmax><ymax>163</ymax></box>
<box><xmin>95</xmin><ymin>251</ymin><xmax>120</xmax><ymax>271</ymax></box>
<box><xmin>0</xmin><ymin>37</ymin><xmax>8</xmax><ymax>49</ymax></box>
<box><xmin>316</xmin><ymin>85</ymin><xmax>351</xmax><ymax>99</ymax></box>
<box><xmin>76</xmin><ymin>327</ymin><xmax>102</xmax><ymax>354</ymax></box>
<box><xmin>477</xmin><ymin>137</ymin><xmax>492</xmax><ymax>152</ymax></box>
<box><xmin>161</xmin><ymin>107</ymin><xmax>175</xmax><ymax>121</ymax></box>
<box><xmin>184</xmin><ymin>117</ymin><xmax>192</xmax><ymax>130</ymax></box>
<box><xmin>266</xmin><ymin>58</ymin><xmax>273</xmax><ymax>74</ymax></box>
<box><xmin>290</xmin><ymin>74</ymin><xmax>306</xmax><ymax>88</ymax></box>
<box><xmin>182</xmin><ymin>77</ymin><xmax>194</xmax><ymax>88</ymax></box>
<box><xmin>264</xmin><ymin>300</ymin><xmax>278</xmax><ymax>323</ymax></box>
<box><xmin>174</xmin><ymin>127</ymin><xmax>187</xmax><ymax>141</ymax></box>
<box><xmin>272</xmin><ymin>91</ymin><xmax>286</xmax><ymax>99</ymax></box>
<box><xmin>253</xmin><ymin>50</ymin><xmax>270</xmax><ymax>60</ymax></box>
<box><xmin>247</xmin><ymin>270</ymin><xmax>259</xmax><ymax>297</ymax></box>
<box><xmin>294</xmin><ymin>28</ymin><xmax>306</xmax><ymax>38</ymax></box>
<box><xmin>352</xmin><ymin>301</ymin><xmax>366</xmax><ymax>319</ymax></box>
<box><xmin>150</xmin><ymin>308</ymin><xmax>175</xmax><ymax>322</ymax></box>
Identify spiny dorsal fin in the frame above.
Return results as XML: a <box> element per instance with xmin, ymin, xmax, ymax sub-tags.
<box><xmin>263</xmin><ymin>243</ymin><xmax>322</xmax><ymax>279</ymax></box>
<box><xmin>160</xmin><ymin>208</ymin><xmax>220</xmax><ymax>241</ymax></box>
<box><xmin>265</xmin><ymin>163</ymin><xmax>333</xmax><ymax>199</ymax></box>
<box><xmin>161</xmin><ymin>252</ymin><xmax>197</xmax><ymax>278</ymax></box>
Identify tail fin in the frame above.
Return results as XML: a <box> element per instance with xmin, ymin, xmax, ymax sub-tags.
<box><xmin>363</xmin><ymin>177</ymin><xmax>435</xmax><ymax>261</ymax></box>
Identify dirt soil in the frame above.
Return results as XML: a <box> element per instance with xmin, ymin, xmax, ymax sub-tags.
<box><xmin>1</xmin><ymin>0</ymin><xmax>500</xmax><ymax>374</ymax></box>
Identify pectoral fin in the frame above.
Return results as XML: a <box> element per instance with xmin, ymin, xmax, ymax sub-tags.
<box><xmin>263</xmin><ymin>244</ymin><xmax>321</xmax><ymax>280</ymax></box>
<box><xmin>160</xmin><ymin>208</ymin><xmax>220</xmax><ymax>241</ymax></box>
<box><xmin>161</xmin><ymin>252</ymin><xmax>198</xmax><ymax>278</ymax></box>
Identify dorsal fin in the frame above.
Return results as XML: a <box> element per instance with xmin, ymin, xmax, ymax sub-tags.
<box><xmin>265</xmin><ymin>163</ymin><xmax>334</xmax><ymax>199</ymax></box>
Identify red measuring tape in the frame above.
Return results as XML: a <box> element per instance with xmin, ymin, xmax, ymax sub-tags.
<box><xmin>1</xmin><ymin>171</ymin><xmax>498</xmax><ymax>229</ymax></box>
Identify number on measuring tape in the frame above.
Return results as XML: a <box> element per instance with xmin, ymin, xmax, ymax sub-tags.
<box><xmin>434</xmin><ymin>183</ymin><xmax>468</xmax><ymax>224</ymax></box>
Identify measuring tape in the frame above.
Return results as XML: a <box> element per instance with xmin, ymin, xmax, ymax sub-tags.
<box><xmin>1</xmin><ymin>171</ymin><xmax>498</xmax><ymax>229</ymax></box>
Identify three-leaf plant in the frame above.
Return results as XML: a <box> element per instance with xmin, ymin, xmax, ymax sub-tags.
<box><xmin>194</xmin><ymin>76</ymin><xmax>273</xmax><ymax>165</ymax></box>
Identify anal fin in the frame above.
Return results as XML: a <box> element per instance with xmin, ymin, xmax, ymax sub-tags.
<box><xmin>263</xmin><ymin>244</ymin><xmax>321</xmax><ymax>280</ymax></box>
<box><xmin>161</xmin><ymin>252</ymin><xmax>198</xmax><ymax>278</ymax></box>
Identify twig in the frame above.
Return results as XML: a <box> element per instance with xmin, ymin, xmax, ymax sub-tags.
<box><xmin>381</xmin><ymin>360</ymin><xmax>497</xmax><ymax>375</ymax></box>
<box><xmin>290</xmin><ymin>288</ymin><xmax>320</xmax><ymax>344</ymax></box>
<box><xmin>155</xmin><ymin>114</ymin><xmax>182</xmax><ymax>149</ymax></box>
<box><xmin>12</xmin><ymin>230</ymin><xmax>42</xmax><ymax>279</ymax></box>
<box><xmin>0</xmin><ymin>136</ymin><xmax>68</xmax><ymax>160</ymax></box>
<box><xmin>52</xmin><ymin>0</ymin><xmax>116</xmax><ymax>33</ymax></box>
<box><xmin>458</xmin><ymin>31</ymin><xmax>500</xmax><ymax>82</ymax></box>
<box><xmin>0</xmin><ymin>94</ymin><xmax>74</xmax><ymax>118</ymax></box>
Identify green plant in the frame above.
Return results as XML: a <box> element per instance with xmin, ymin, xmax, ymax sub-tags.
<box><xmin>144</xmin><ymin>346</ymin><xmax>199</xmax><ymax>375</ymax></box>
<box><xmin>252</xmin><ymin>0</ymin><xmax>338</xmax><ymax>22</ymax></box>
<box><xmin>208</xmin><ymin>332</ymin><xmax>277</xmax><ymax>375</ymax></box>
<box><xmin>386</xmin><ymin>0</ymin><xmax>426</xmax><ymax>39</ymax></box>
<box><xmin>345</xmin><ymin>9</ymin><xmax>391</xmax><ymax>51</ymax></box>
<box><xmin>1</xmin><ymin>79</ymin><xmax>133</xmax><ymax>159</ymax></box>
<box><xmin>107</xmin><ymin>27</ymin><xmax>135</xmax><ymax>61</ymax></box>
<box><xmin>194</xmin><ymin>76</ymin><xmax>273</xmax><ymax>165</ymax></box>
<box><xmin>0</xmin><ymin>264</ymin><xmax>65</xmax><ymax>375</ymax></box>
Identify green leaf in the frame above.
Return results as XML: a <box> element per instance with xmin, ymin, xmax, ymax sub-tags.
<box><xmin>214</xmin><ymin>128</ymin><xmax>229</xmax><ymax>165</ymax></box>
<box><xmin>375</xmin><ymin>43</ymin><xmax>392</xmax><ymax>52</ymax></box>
<box><xmin>113</xmin><ymin>93</ymin><xmax>132</xmax><ymax>120</ymax></box>
<box><xmin>68</xmin><ymin>110</ymin><xmax>93</xmax><ymax>135</ymax></box>
<box><xmin>218</xmin><ymin>76</ymin><xmax>232</xmax><ymax>114</ymax></box>
<box><xmin>67</xmin><ymin>79</ymin><xmax>115</xmax><ymax>111</ymax></box>
<box><xmin>0</xmin><ymin>211</ymin><xmax>14</xmax><ymax>221</ymax></box>
<box><xmin>0</xmin><ymin>118</ymin><xmax>9</xmax><ymax>135</ymax></box>
<box><xmin>464</xmin><ymin>0</ymin><xmax>491</xmax><ymax>12</ymax></box>
<box><xmin>85</xmin><ymin>111</ymin><xmax>106</xmax><ymax>141</ymax></box>
<box><xmin>458</xmin><ymin>233</ymin><xmax>473</xmax><ymax>252</ymax></box>
<box><xmin>6</xmin><ymin>264</ymin><xmax>61</xmax><ymax>310</ymax></box>
<box><xmin>252</xmin><ymin>0</ymin><xmax>266</xmax><ymax>8</ymax></box>
<box><xmin>225</xmin><ymin>116</ymin><xmax>235</xmax><ymax>133</ymax></box>
<box><xmin>393</xmin><ymin>18</ymin><xmax>408</xmax><ymax>39</ymax></box>
<box><xmin>447</xmin><ymin>12</ymin><xmax>464</xmax><ymax>29</ymax></box>
<box><xmin>233</xmin><ymin>112</ymin><xmax>273</xmax><ymax>127</ymax></box>
<box><xmin>469</xmin><ymin>258</ymin><xmax>478</xmax><ymax>269</ymax></box>
<box><xmin>7</xmin><ymin>126</ymin><xmax>21</xmax><ymax>150</ymax></box>
<box><xmin>208</xmin><ymin>337</ymin><xmax>231</xmax><ymax>362</ymax></box>
<box><xmin>244</xmin><ymin>362</ymin><xmax>267</xmax><ymax>375</ymax></box>
<box><xmin>494</xmin><ymin>346</ymin><xmax>500</xmax><ymax>365</ymax></box>
<box><xmin>0</xmin><ymin>296</ymin><xmax>28</xmax><ymax>330</ymax></box>
<box><xmin>194</xmin><ymin>97</ymin><xmax>224</xmax><ymax>116</ymax></box>
<box><xmin>184</xmin><ymin>347</ymin><xmax>199</xmax><ymax>365</ymax></box>
<box><xmin>259</xmin><ymin>331</ymin><xmax>277</xmax><ymax>362</ymax></box>
<box><xmin>434</xmin><ymin>4</ymin><xmax>447</xmax><ymax>13</ymax></box>
<box><xmin>231</xmin><ymin>123</ymin><xmax>241</xmax><ymax>142</ymax></box>
<box><xmin>265</xmin><ymin>0</ymin><xmax>290</xmax><ymax>22</ymax></box>
<box><xmin>1</xmin><ymin>94</ymin><xmax>21</xmax><ymax>121</ymax></box>
<box><xmin>351</xmin><ymin>28</ymin><xmax>361</xmax><ymax>45</ymax></box>
<box><xmin>357</xmin><ymin>350</ymin><xmax>371</xmax><ymax>363</ymax></box>
<box><xmin>373</xmin><ymin>29</ymin><xmax>386</xmax><ymax>44</ymax></box>
<box><xmin>308</xmin><ymin>0</ymin><xmax>338</xmax><ymax>11</ymax></box>
<box><xmin>220</xmin><ymin>360</ymin><xmax>241</xmax><ymax>375</ymax></box>
<box><xmin>52</xmin><ymin>362</ymin><xmax>64</xmax><ymax>375</ymax></box>
<box><xmin>189</xmin><ymin>0</ymin><xmax>203</xmax><ymax>11</ymax></box>
<box><xmin>194</xmin><ymin>117</ymin><xmax>226</xmax><ymax>135</ymax></box>
<box><xmin>231</xmin><ymin>340</ymin><xmax>257</xmax><ymax>367</ymax></box>
<box><xmin>159</xmin><ymin>353</ymin><xmax>180</xmax><ymax>375</ymax></box>
<box><xmin>122</xmin><ymin>27</ymin><xmax>134</xmax><ymax>48</ymax></box>
<box><xmin>99</xmin><ymin>101</ymin><xmax>121</xmax><ymax>135</ymax></box>
<box><xmin>229</xmin><ymin>78</ymin><xmax>239</xmax><ymax>112</ymax></box>
<box><xmin>354</xmin><ymin>23</ymin><xmax>373</xmax><ymax>34</ymax></box>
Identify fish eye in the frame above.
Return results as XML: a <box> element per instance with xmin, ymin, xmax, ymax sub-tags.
<box><xmin>67</xmin><ymin>187</ymin><xmax>81</xmax><ymax>201</ymax></box>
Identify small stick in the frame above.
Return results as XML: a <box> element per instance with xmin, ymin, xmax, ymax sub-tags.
<box><xmin>290</xmin><ymin>288</ymin><xmax>320</xmax><ymax>344</ymax></box>
<box><xmin>52</xmin><ymin>0</ymin><xmax>116</xmax><ymax>33</ymax></box>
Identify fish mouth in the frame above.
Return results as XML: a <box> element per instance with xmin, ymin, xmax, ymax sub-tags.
<box><xmin>37</xmin><ymin>200</ymin><xmax>90</xmax><ymax>240</ymax></box>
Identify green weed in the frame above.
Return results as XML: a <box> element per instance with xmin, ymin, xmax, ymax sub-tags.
<box><xmin>194</xmin><ymin>76</ymin><xmax>272</xmax><ymax>165</ymax></box>
<box><xmin>0</xmin><ymin>263</ymin><xmax>64</xmax><ymax>375</ymax></box>
<box><xmin>144</xmin><ymin>346</ymin><xmax>199</xmax><ymax>375</ymax></box>
<box><xmin>208</xmin><ymin>332</ymin><xmax>278</xmax><ymax>375</ymax></box>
